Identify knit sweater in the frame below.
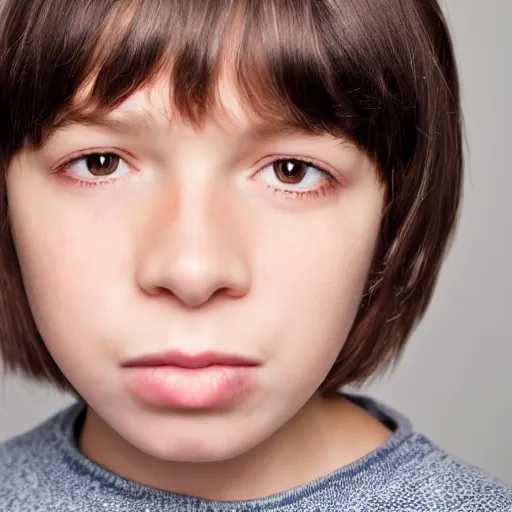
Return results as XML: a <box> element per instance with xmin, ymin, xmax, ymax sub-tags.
<box><xmin>1</xmin><ymin>394</ymin><xmax>511</xmax><ymax>511</ymax></box>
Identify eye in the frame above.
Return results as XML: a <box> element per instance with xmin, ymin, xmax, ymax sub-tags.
<box><xmin>258</xmin><ymin>159</ymin><xmax>332</xmax><ymax>192</ymax></box>
<box><xmin>61</xmin><ymin>152</ymin><xmax>130</xmax><ymax>181</ymax></box>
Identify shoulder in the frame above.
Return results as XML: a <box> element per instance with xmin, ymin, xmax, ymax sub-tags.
<box><xmin>382</xmin><ymin>433</ymin><xmax>512</xmax><ymax>511</ymax></box>
<box><xmin>0</xmin><ymin>405</ymin><xmax>79</xmax><ymax>511</ymax></box>
<box><xmin>339</xmin><ymin>394</ymin><xmax>512</xmax><ymax>511</ymax></box>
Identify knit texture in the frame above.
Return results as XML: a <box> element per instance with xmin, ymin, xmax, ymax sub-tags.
<box><xmin>1</xmin><ymin>394</ymin><xmax>511</xmax><ymax>511</ymax></box>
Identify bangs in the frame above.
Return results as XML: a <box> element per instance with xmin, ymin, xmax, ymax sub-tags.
<box><xmin>0</xmin><ymin>0</ymin><xmax>429</xmax><ymax>178</ymax></box>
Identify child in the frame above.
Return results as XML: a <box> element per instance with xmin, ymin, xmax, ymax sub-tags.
<box><xmin>0</xmin><ymin>0</ymin><xmax>510</xmax><ymax>510</ymax></box>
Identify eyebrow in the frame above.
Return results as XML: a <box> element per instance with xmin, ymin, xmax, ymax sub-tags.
<box><xmin>76</xmin><ymin>109</ymin><xmax>329</xmax><ymax>142</ymax></box>
<box><xmin>85</xmin><ymin>110</ymin><xmax>164</xmax><ymax>135</ymax></box>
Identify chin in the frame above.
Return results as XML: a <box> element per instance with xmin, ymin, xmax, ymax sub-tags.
<box><xmin>133</xmin><ymin>429</ymin><xmax>262</xmax><ymax>463</ymax></box>
<box><xmin>90</xmin><ymin>397</ymin><xmax>280</xmax><ymax>465</ymax></box>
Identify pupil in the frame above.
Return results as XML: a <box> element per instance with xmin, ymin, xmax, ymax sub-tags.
<box><xmin>275</xmin><ymin>160</ymin><xmax>306</xmax><ymax>184</ymax></box>
<box><xmin>86</xmin><ymin>153</ymin><xmax>119</xmax><ymax>176</ymax></box>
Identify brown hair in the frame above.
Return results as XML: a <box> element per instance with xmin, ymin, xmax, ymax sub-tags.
<box><xmin>0</xmin><ymin>0</ymin><xmax>462</xmax><ymax>394</ymax></box>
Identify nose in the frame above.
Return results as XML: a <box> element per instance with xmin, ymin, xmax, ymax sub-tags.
<box><xmin>136</xmin><ymin>179</ymin><xmax>251</xmax><ymax>308</ymax></box>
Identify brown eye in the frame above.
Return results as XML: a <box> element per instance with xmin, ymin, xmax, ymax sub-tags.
<box><xmin>273</xmin><ymin>160</ymin><xmax>307</xmax><ymax>184</ymax></box>
<box><xmin>85</xmin><ymin>153</ymin><xmax>120</xmax><ymax>176</ymax></box>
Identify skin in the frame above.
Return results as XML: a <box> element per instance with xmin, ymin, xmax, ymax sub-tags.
<box><xmin>7</xmin><ymin>76</ymin><xmax>390</xmax><ymax>501</ymax></box>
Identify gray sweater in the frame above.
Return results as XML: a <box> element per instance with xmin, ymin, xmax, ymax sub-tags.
<box><xmin>1</xmin><ymin>394</ymin><xmax>511</xmax><ymax>511</ymax></box>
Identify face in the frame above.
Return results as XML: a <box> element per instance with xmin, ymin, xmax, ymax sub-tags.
<box><xmin>7</xmin><ymin>76</ymin><xmax>385</xmax><ymax>463</ymax></box>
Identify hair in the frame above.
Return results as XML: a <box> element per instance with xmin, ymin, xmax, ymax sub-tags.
<box><xmin>0</xmin><ymin>0</ymin><xmax>462</xmax><ymax>395</ymax></box>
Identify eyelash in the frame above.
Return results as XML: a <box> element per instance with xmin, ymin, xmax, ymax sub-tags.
<box><xmin>256</xmin><ymin>158</ymin><xmax>339</xmax><ymax>200</ymax></box>
<box><xmin>55</xmin><ymin>150</ymin><xmax>340</xmax><ymax>199</ymax></box>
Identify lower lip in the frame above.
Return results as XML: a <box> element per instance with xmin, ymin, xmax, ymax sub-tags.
<box><xmin>124</xmin><ymin>365</ymin><xmax>256</xmax><ymax>409</ymax></box>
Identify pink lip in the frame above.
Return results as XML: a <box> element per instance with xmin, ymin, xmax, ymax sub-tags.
<box><xmin>122</xmin><ymin>350</ymin><xmax>260</xmax><ymax>369</ymax></box>
<box><xmin>122</xmin><ymin>351</ymin><xmax>260</xmax><ymax>409</ymax></box>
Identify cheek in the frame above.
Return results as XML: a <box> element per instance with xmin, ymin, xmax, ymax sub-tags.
<box><xmin>7</xmin><ymin>180</ymin><xmax>135</xmax><ymax>373</ymax></box>
<box><xmin>252</xmin><ymin>203</ymin><xmax>382</xmax><ymax>389</ymax></box>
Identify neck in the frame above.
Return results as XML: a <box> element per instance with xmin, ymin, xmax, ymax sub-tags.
<box><xmin>79</xmin><ymin>394</ymin><xmax>391</xmax><ymax>501</ymax></box>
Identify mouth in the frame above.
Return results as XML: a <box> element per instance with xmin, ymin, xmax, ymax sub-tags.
<box><xmin>122</xmin><ymin>350</ymin><xmax>260</xmax><ymax>409</ymax></box>
<box><xmin>122</xmin><ymin>349</ymin><xmax>260</xmax><ymax>369</ymax></box>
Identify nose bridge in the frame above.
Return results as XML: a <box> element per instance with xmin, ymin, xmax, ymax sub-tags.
<box><xmin>174</xmin><ymin>175</ymin><xmax>233</xmax><ymax>260</ymax></box>
<box><xmin>136</xmin><ymin>166</ymin><xmax>250</xmax><ymax>307</ymax></box>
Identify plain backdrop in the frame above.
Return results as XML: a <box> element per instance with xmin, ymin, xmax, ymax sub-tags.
<box><xmin>1</xmin><ymin>0</ymin><xmax>511</xmax><ymax>485</ymax></box>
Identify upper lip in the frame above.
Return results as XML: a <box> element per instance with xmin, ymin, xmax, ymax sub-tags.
<box><xmin>122</xmin><ymin>350</ymin><xmax>260</xmax><ymax>369</ymax></box>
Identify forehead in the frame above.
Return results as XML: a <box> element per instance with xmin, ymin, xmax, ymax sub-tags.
<box><xmin>113</xmin><ymin>73</ymin><xmax>250</xmax><ymax>132</ymax></box>
<box><xmin>67</xmin><ymin>70</ymin><xmax>330</xmax><ymax>145</ymax></box>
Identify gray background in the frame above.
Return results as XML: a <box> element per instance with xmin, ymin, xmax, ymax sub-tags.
<box><xmin>1</xmin><ymin>0</ymin><xmax>511</xmax><ymax>485</ymax></box>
